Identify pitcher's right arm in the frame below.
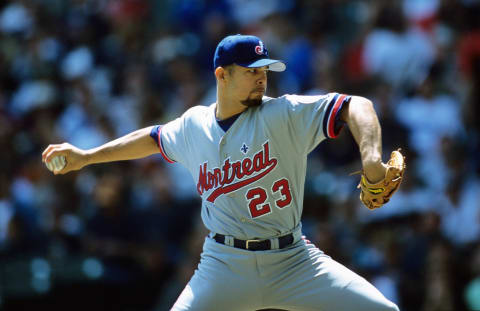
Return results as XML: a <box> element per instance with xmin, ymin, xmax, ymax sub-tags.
<box><xmin>42</xmin><ymin>126</ymin><xmax>159</xmax><ymax>175</ymax></box>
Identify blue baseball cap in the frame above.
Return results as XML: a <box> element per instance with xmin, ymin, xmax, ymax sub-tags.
<box><xmin>213</xmin><ymin>34</ymin><xmax>286</xmax><ymax>72</ymax></box>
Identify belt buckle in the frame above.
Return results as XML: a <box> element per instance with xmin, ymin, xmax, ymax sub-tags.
<box><xmin>245</xmin><ymin>239</ymin><xmax>261</xmax><ymax>250</ymax></box>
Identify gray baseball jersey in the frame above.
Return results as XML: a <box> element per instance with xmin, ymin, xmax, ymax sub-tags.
<box><xmin>157</xmin><ymin>93</ymin><xmax>348</xmax><ymax>239</ymax></box>
<box><xmin>154</xmin><ymin>92</ymin><xmax>399</xmax><ymax>311</ymax></box>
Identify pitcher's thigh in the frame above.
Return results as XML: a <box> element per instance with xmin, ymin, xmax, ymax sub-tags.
<box><xmin>171</xmin><ymin>250</ymin><xmax>260</xmax><ymax>311</ymax></box>
<box><xmin>271</xmin><ymin>256</ymin><xmax>399</xmax><ymax>311</ymax></box>
<box><xmin>315</xmin><ymin>258</ymin><xmax>398</xmax><ymax>311</ymax></box>
<box><xmin>171</xmin><ymin>269</ymin><xmax>259</xmax><ymax>311</ymax></box>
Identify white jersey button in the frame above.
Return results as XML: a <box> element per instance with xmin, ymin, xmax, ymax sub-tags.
<box><xmin>228</xmin><ymin>193</ymin><xmax>235</xmax><ymax>198</ymax></box>
<box><xmin>240</xmin><ymin>218</ymin><xmax>246</xmax><ymax>223</ymax></box>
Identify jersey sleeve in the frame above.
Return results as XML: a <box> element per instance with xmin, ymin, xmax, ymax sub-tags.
<box><xmin>283</xmin><ymin>92</ymin><xmax>351</xmax><ymax>154</ymax></box>
<box><xmin>152</xmin><ymin>117</ymin><xmax>186</xmax><ymax>164</ymax></box>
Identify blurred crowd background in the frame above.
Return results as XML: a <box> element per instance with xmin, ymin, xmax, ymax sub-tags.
<box><xmin>0</xmin><ymin>0</ymin><xmax>479</xmax><ymax>310</ymax></box>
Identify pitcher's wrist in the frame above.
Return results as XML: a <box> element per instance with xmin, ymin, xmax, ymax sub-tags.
<box><xmin>361</xmin><ymin>150</ymin><xmax>382</xmax><ymax>168</ymax></box>
<box><xmin>83</xmin><ymin>149</ymin><xmax>95</xmax><ymax>167</ymax></box>
<box><xmin>362</xmin><ymin>159</ymin><xmax>385</xmax><ymax>183</ymax></box>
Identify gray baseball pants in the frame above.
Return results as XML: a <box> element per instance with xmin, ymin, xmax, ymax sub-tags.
<box><xmin>171</xmin><ymin>236</ymin><xmax>400</xmax><ymax>311</ymax></box>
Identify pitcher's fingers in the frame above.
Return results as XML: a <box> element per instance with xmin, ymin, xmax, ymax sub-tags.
<box><xmin>45</xmin><ymin>148</ymin><xmax>67</xmax><ymax>164</ymax></box>
<box><xmin>44</xmin><ymin>149</ymin><xmax>59</xmax><ymax>163</ymax></box>
<box><xmin>42</xmin><ymin>146</ymin><xmax>53</xmax><ymax>162</ymax></box>
<box><xmin>42</xmin><ymin>145</ymin><xmax>60</xmax><ymax>162</ymax></box>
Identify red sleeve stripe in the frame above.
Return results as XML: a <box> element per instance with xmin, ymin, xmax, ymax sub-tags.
<box><xmin>326</xmin><ymin>94</ymin><xmax>347</xmax><ymax>139</ymax></box>
<box><xmin>158</xmin><ymin>126</ymin><xmax>175</xmax><ymax>163</ymax></box>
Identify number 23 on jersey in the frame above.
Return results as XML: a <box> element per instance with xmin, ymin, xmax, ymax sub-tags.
<box><xmin>246</xmin><ymin>178</ymin><xmax>292</xmax><ymax>218</ymax></box>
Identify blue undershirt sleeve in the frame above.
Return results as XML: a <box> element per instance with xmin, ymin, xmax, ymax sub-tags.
<box><xmin>149</xmin><ymin>125</ymin><xmax>161</xmax><ymax>147</ymax></box>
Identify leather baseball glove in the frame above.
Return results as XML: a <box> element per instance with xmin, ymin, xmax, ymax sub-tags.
<box><xmin>357</xmin><ymin>149</ymin><xmax>406</xmax><ymax>210</ymax></box>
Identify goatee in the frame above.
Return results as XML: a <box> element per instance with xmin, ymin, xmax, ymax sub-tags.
<box><xmin>241</xmin><ymin>98</ymin><xmax>263</xmax><ymax>107</ymax></box>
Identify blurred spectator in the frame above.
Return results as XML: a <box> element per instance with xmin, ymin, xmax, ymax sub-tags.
<box><xmin>422</xmin><ymin>239</ymin><xmax>455</xmax><ymax>311</ymax></box>
<box><xmin>362</xmin><ymin>2</ymin><xmax>435</xmax><ymax>91</ymax></box>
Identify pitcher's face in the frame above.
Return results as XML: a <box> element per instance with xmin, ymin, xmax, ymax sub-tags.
<box><xmin>225</xmin><ymin>65</ymin><xmax>269</xmax><ymax>107</ymax></box>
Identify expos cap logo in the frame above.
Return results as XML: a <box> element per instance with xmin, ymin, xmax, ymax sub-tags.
<box><xmin>255</xmin><ymin>41</ymin><xmax>265</xmax><ymax>55</ymax></box>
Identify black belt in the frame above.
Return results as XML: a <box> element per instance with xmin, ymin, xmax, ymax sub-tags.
<box><xmin>213</xmin><ymin>233</ymin><xmax>294</xmax><ymax>251</ymax></box>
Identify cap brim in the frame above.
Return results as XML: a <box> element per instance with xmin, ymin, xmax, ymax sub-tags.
<box><xmin>238</xmin><ymin>58</ymin><xmax>286</xmax><ymax>72</ymax></box>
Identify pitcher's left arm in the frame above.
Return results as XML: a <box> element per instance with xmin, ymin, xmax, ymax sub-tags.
<box><xmin>340</xmin><ymin>96</ymin><xmax>386</xmax><ymax>182</ymax></box>
<box><xmin>340</xmin><ymin>96</ymin><xmax>406</xmax><ymax>210</ymax></box>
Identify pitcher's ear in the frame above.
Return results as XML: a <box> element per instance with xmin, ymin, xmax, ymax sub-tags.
<box><xmin>215</xmin><ymin>67</ymin><xmax>225</xmax><ymax>81</ymax></box>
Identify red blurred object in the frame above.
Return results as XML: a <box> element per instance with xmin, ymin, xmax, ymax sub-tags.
<box><xmin>415</xmin><ymin>15</ymin><xmax>437</xmax><ymax>33</ymax></box>
<box><xmin>458</xmin><ymin>30</ymin><xmax>480</xmax><ymax>79</ymax></box>
<box><xmin>106</xmin><ymin>0</ymin><xmax>149</xmax><ymax>22</ymax></box>
<box><xmin>343</xmin><ymin>40</ymin><xmax>367</xmax><ymax>82</ymax></box>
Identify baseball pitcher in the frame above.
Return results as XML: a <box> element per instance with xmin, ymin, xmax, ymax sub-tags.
<box><xmin>42</xmin><ymin>35</ymin><xmax>404</xmax><ymax>311</ymax></box>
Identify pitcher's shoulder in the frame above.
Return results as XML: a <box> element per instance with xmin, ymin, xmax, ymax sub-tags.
<box><xmin>182</xmin><ymin>104</ymin><xmax>213</xmax><ymax>119</ymax></box>
<box><xmin>261</xmin><ymin>95</ymin><xmax>288</xmax><ymax>105</ymax></box>
<box><xmin>259</xmin><ymin>95</ymin><xmax>291</xmax><ymax>109</ymax></box>
<box><xmin>261</xmin><ymin>94</ymin><xmax>327</xmax><ymax>106</ymax></box>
